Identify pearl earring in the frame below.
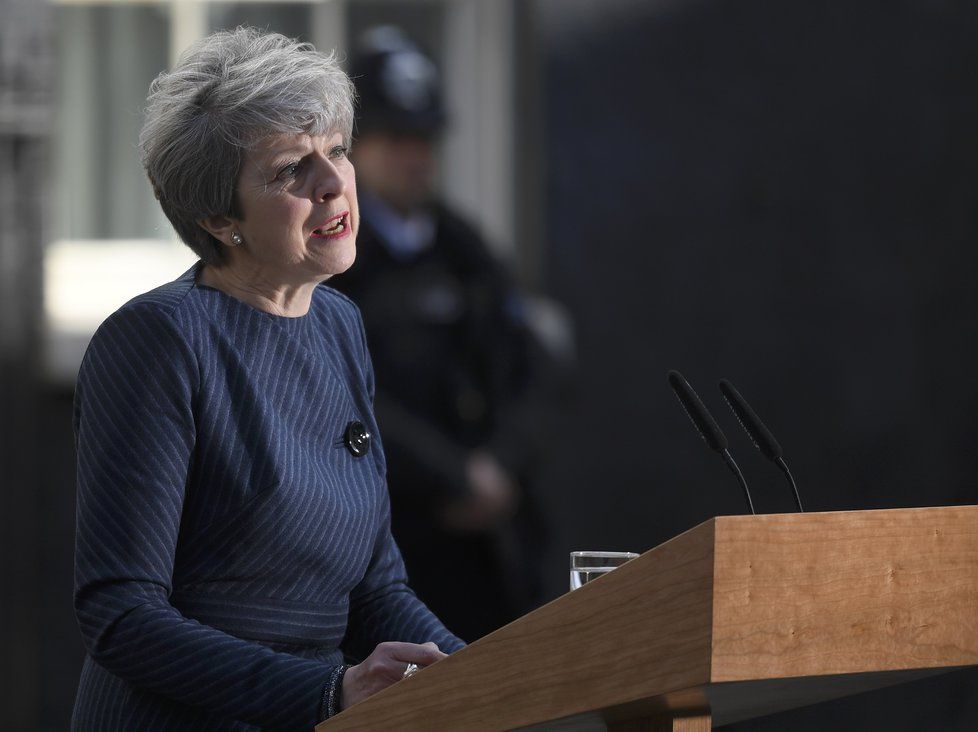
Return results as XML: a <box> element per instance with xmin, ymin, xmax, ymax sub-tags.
<box><xmin>230</xmin><ymin>232</ymin><xmax>243</xmax><ymax>246</ymax></box>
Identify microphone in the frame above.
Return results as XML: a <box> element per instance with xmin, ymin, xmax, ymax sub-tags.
<box><xmin>718</xmin><ymin>378</ymin><xmax>804</xmax><ymax>512</ymax></box>
<box><xmin>667</xmin><ymin>370</ymin><xmax>755</xmax><ymax>515</ymax></box>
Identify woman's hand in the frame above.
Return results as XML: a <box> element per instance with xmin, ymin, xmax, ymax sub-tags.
<box><xmin>340</xmin><ymin>641</ymin><xmax>447</xmax><ymax>710</ymax></box>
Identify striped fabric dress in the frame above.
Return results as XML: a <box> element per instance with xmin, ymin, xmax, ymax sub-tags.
<box><xmin>72</xmin><ymin>264</ymin><xmax>463</xmax><ymax>730</ymax></box>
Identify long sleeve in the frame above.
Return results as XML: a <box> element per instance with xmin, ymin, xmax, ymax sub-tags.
<box><xmin>372</xmin><ymin>388</ymin><xmax>471</xmax><ymax>499</ymax></box>
<box><xmin>482</xmin><ymin>292</ymin><xmax>566</xmax><ymax>479</ymax></box>
<box><xmin>73</xmin><ymin>303</ymin><xmax>333</xmax><ymax>729</ymax></box>
<box><xmin>372</xmin><ymin>282</ymin><xmax>557</xmax><ymax>496</ymax></box>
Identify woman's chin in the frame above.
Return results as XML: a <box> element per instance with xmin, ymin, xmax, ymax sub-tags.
<box><xmin>320</xmin><ymin>250</ymin><xmax>357</xmax><ymax>279</ymax></box>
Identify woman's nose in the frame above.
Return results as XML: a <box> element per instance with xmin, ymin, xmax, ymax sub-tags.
<box><xmin>314</xmin><ymin>159</ymin><xmax>345</xmax><ymax>202</ymax></box>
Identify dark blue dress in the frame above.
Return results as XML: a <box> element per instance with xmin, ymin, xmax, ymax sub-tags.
<box><xmin>72</xmin><ymin>264</ymin><xmax>463</xmax><ymax>730</ymax></box>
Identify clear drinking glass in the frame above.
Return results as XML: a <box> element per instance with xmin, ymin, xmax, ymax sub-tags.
<box><xmin>569</xmin><ymin>550</ymin><xmax>639</xmax><ymax>590</ymax></box>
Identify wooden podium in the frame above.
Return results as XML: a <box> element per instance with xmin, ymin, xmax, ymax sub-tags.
<box><xmin>318</xmin><ymin>506</ymin><xmax>978</xmax><ymax>730</ymax></box>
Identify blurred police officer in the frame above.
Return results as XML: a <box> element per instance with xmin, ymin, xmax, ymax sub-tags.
<box><xmin>331</xmin><ymin>27</ymin><xmax>554</xmax><ymax>641</ymax></box>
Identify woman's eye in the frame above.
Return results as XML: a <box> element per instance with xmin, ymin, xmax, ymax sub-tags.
<box><xmin>277</xmin><ymin>162</ymin><xmax>301</xmax><ymax>180</ymax></box>
<box><xmin>329</xmin><ymin>145</ymin><xmax>349</xmax><ymax>160</ymax></box>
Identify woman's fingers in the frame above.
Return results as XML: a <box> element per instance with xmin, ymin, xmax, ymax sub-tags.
<box><xmin>340</xmin><ymin>642</ymin><xmax>447</xmax><ymax>710</ymax></box>
<box><xmin>384</xmin><ymin>641</ymin><xmax>447</xmax><ymax>667</ymax></box>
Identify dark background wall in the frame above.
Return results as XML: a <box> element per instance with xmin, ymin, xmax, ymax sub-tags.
<box><xmin>535</xmin><ymin>0</ymin><xmax>978</xmax><ymax>728</ymax></box>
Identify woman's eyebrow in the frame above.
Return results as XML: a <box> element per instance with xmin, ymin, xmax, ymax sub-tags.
<box><xmin>261</xmin><ymin>139</ymin><xmax>313</xmax><ymax>164</ymax></box>
<box><xmin>257</xmin><ymin>134</ymin><xmax>342</xmax><ymax>169</ymax></box>
<box><xmin>266</xmin><ymin>148</ymin><xmax>307</xmax><ymax>166</ymax></box>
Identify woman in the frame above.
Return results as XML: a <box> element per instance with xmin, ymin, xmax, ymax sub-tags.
<box><xmin>72</xmin><ymin>28</ymin><xmax>463</xmax><ymax>730</ymax></box>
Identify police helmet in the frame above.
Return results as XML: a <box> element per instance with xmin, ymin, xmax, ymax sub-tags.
<box><xmin>350</xmin><ymin>26</ymin><xmax>447</xmax><ymax>137</ymax></box>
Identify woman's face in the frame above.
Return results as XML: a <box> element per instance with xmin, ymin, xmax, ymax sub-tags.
<box><xmin>229</xmin><ymin>130</ymin><xmax>359</xmax><ymax>284</ymax></box>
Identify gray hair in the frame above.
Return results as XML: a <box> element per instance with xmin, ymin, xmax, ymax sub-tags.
<box><xmin>140</xmin><ymin>28</ymin><xmax>355</xmax><ymax>264</ymax></box>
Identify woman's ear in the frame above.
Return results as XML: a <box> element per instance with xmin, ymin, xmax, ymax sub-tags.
<box><xmin>197</xmin><ymin>215</ymin><xmax>238</xmax><ymax>247</ymax></box>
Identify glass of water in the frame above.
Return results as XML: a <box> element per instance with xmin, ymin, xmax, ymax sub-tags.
<box><xmin>569</xmin><ymin>550</ymin><xmax>639</xmax><ymax>591</ymax></box>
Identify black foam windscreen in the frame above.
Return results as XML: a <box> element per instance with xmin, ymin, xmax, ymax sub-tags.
<box><xmin>667</xmin><ymin>370</ymin><xmax>728</xmax><ymax>453</ymax></box>
<box><xmin>718</xmin><ymin>379</ymin><xmax>783</xmax><ymax>462</ymax></box>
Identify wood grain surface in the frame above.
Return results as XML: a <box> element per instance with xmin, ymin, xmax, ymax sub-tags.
<box><xmin>710</xmin><ymin>505</ymin><xmax>978</xmax><ymax>682</ymax></box>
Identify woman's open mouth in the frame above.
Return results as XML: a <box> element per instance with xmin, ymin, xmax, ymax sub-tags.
<box><xmin>311</xmin><ymin>212</ymin><xmax>350</xmax><ymax>239</ymax></box>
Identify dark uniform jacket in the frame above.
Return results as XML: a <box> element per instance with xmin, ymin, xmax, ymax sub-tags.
<box><xmin>331</xmin><ymin>204</ymin><xmax>553</xmax><ymax>641</ymax></box>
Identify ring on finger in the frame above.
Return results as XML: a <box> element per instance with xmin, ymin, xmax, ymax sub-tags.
<box><xmin>403</xmin><ymin>662</ymin><xmax>420</xmax><ymax>678</ymax></box>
